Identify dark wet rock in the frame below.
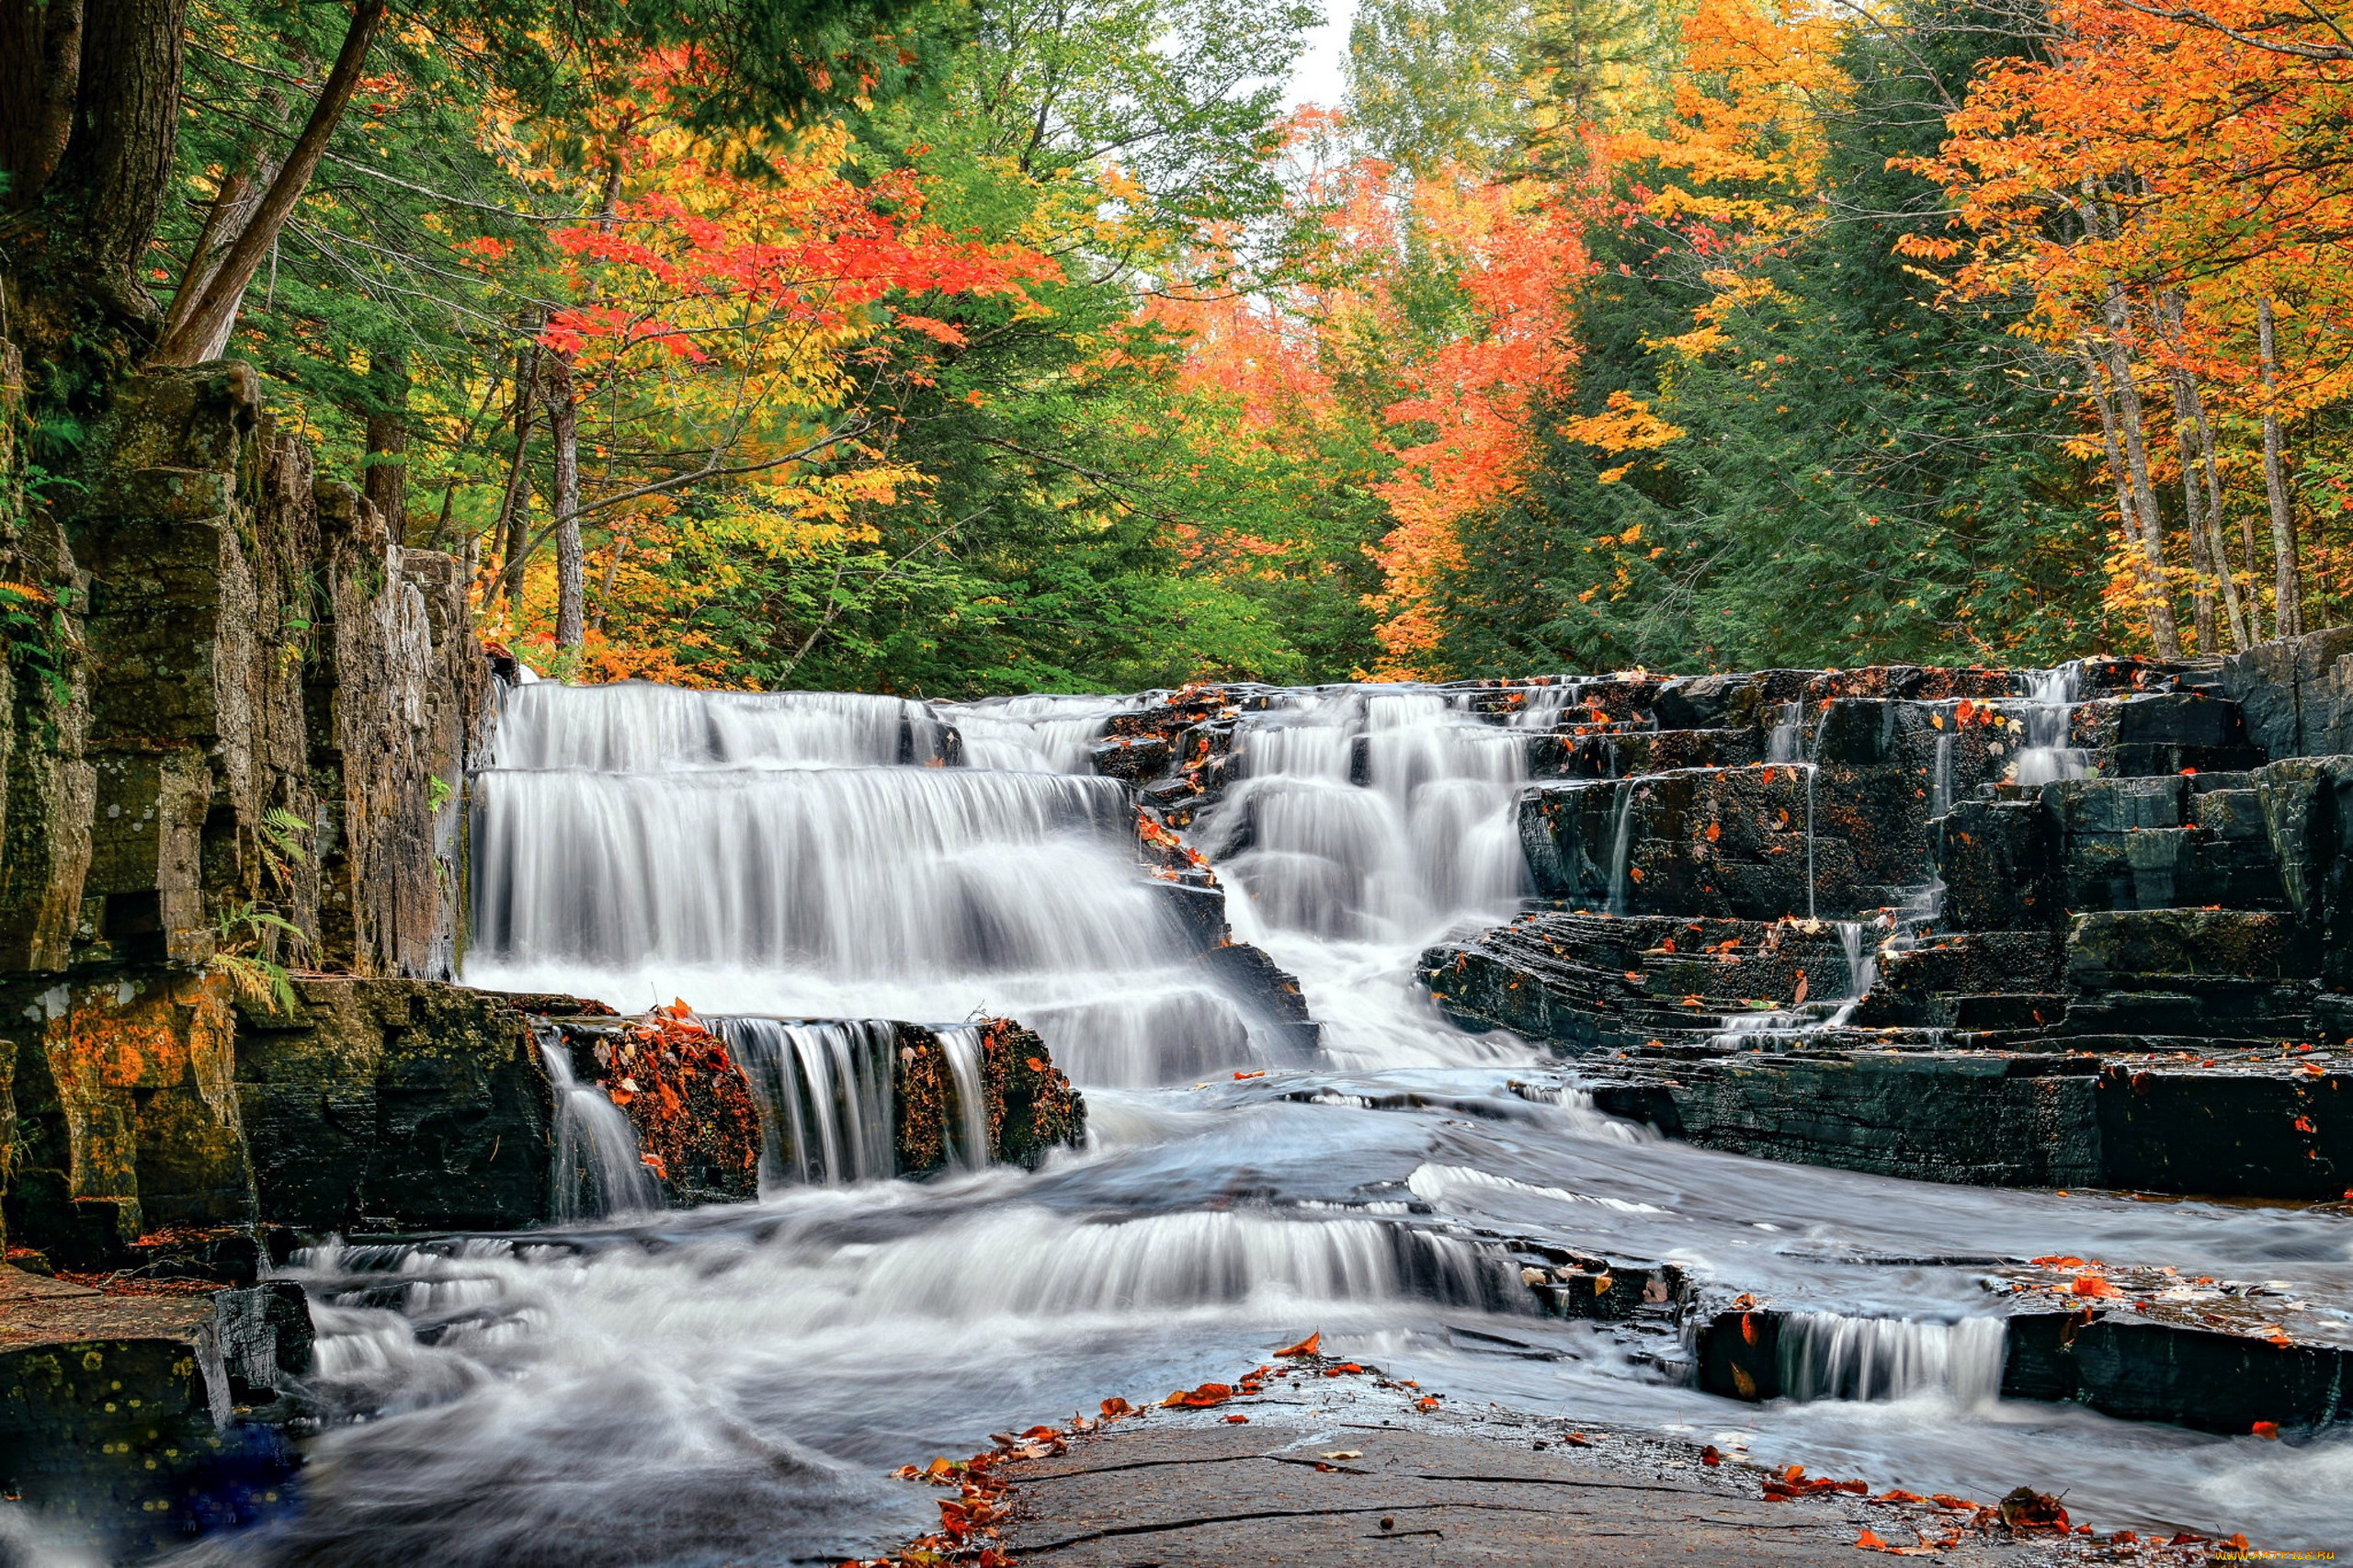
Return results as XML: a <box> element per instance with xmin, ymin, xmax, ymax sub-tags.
<box><xmin>0</xmin><ymin>1266</ymin><xmax>307</xmax><ymax>1556</ymax></box>
<box><xmin>593</xmin><ymin>1013</ymin><xmax>764</xmax><ymax>1205</ymax></box>
<box><xmin>236</xmin><ymin>978</ymin><xmax>556</xmax><ymax>1233</ymax></box>
<box><xmin>896</xmin><ymin>1017</ymin><xmax>1086</xmax><ymax>1176</ymax></box>
<box><xmin>1198</xmin><ymin>941</ymin><xmax>1321</xmax><ymax>1055</ymax></box>
<box><xmin>1090</xmin><ymin>733</ymin><xmax>1170</xmax><ymax>783</ymax></box>
<box><xmin>1154</xmin><ymin>879</ymin><xmax>1230</xmax><ymax>950</ymax></box>
<box><xmin>2222</xmin><ymin>626</ymin><xmax>2353</xmax><ymax>759</ymax></box>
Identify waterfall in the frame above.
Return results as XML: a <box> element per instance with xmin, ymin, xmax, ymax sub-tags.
<box><xmin>936</xmin><ymin>1025</ymin><xmax>991</xmax><ymax>1171</ymax></box>
<box><xmin>488</xmin><ymin>681</ymin><xmax>948</xmax><ymax>771</ymax></box>
<box><xmin>1836</xmin><ymin>920</ymin><xmax>1875</xmax><ymax>1001</ymax></box>
<box><xmin>468</xmin><ymin>683</ymin><xmax>1267</xmax><ymax>1087</ymax></box>
<box><xmin>2013</xmin><ymin>665</ymin><xmax>2086</xmax><ymax>786</ymax></box>
<box><xmin>1197</xmin><ymin>689</ymin><xmax>1529</xmax><ymax>946</ymax></box>
<box><xmin>716</xmin><ymin>1017</ymin><xmax>897</xmax><ymax>1189</ymax></box>
<box><xmin>540</xmin><ymin>1034</ymin><xmax>663</xmax><ymax>1221</ymax></box>
<box><xmin>1509</xmin><ymin>680</ymin><xmax>1584</xmax><ymax>730</ymax></box>
<box><xmin>1777</xmin><ymin>1312</ymin><xmax>2006</xmax><ymax>1406</ymax></box>
<box><xmin>1929</xmin><ymin>731</ymin><xmax>1955</xmax><ymax>817</ymax></box>
<box><xmin>1768</xmin><ymin>699</ymin><xmax>1804</xmax><ymax>764</ymax></box>
<box><xmin>945</xmin><ymin>693</ymin><xmax>1139</xmax><ymax>773</ymax></box>
<box><xmin>1604</xmin><ymin>784</ymin><xmax>1636</xmax><ymax>915</ymax></box>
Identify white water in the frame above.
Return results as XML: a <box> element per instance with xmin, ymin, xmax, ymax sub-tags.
<box><xmin>2013</xmin><ymin>664</ymin><xmax>2087</xmax><ymax>786</ymax></box>
<box><xmin>716</xmin><ymin>1017</ymin><xmax>898</xmax><ymax>1189</ymax></box>
<box><xmin>130</xmin><ymin>676</ymin><xmax>2353</xmax><ymax>1567</ymax></box>
<box><xmin>468</xmin><ymin>685</ymin><xmax>1271</xmax><ymax>1086</ymax></box>
<box><xmin>540</xmin><ymin>1035</ymin><xmax>663</xmax><ymax>1221</ymax></box>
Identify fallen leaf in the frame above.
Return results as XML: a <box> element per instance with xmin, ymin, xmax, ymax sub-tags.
<box><xmin>1233</xmin><ymin>1070</ymin><xmax>1267</xmax><ymax>1080</ymax></box>
<box><xmin>1699</xmin><ymin>1446</ymin><xmax>1722</xmax><ymax>1466</ymax></box>
<box><xmin>1277</xmin><ymin>1331</ymin><xmax>1321</xmax><ymax>1358</ymax></box>
<box><xmin>1416</xmin><ymin>1395</ymin><xmax>1440</xmax><ymax>1409</ymax></box>
<box><xmin>1224</xmin><ymin>1414</ymin><xmax>1249</xmax><ymax>1424</ymax></box>
<box><xmin>2253</xmin><ymin>1421</ymin><xmax>2279</xmax><ymax>1440</ymax></box>
<box><xmin>1855</xmin><ymin>1530</ymin><xmax>1891</xmax><ymax>1551</ymax></box>
<box><xmin>1793</xmin><ymin>972</ymin><xmax>1810</xmax><ymax>1006</ymax></box>
<box><xmin>2070</xmin><ymin>1275</ymin><xmax>2121</xmax><ymax>1298</ymax></box>
<box><xmin>1100</xmin><ymin>1397</ymin><xmax>1132</xmax><ymax>1418</ymax></box>
<box><xmin>1320</xmin><ymin>1449</ymin><xmax>1363</xmax><ymax>1460</ymax></box>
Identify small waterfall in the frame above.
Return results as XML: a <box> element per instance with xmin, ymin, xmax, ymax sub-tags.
<box><xmin>717</xmin><ymin>1017</ymin><xmax>897</xmax><ymax>1189</ymax></box>
<box><xmin>936</xmin><ymin>1025</ymin><xmax>991</xmax><ymax>1171</ymax></box>
<box><xmin>1929</xmin><ymin>732</ymin><xmax>1954</xmax><ymax>817</ymax></box>
<box><xmin>540</xmin><ymin>1035</ymin><xmax>663</xmax><ymax>1221</ymax></box>
<box><xmin>1836</xmin><ymin>920</ymin><xmax>1875</xmax><ymax>1001</ymax></box>
<box><xmin>1199</xmin><ymin>688</ymin><xmax>1529</xmax><ymax>946</ymax></box>
<box><xmin>1604</xmin><ymin>784</ymin><xmax>1636</xmax><ymax>915</ymax></box>
<box><xmin>2012</xmin><ymin>665</ymin><xmax>2086</xmax><ymax>786</ymax></box>
<box><xmin>1509</xmin><ymin>680</ymin><xmax>1584</xmax><ymax>731</ymax></box>
<box><xmin>1778</xmin><ymin>1312</ymin><xmax>2006</xmax><ymax>1406</ymax></box>
<box><xmin>1802</xmin><ymin>762</ymin><xmax>1817</xmax><ymax>921</ymax></box>
<box><xmin>1767</xmin><ymin>699</ymin><xmax>1804</xmax><ymax>764</ymax></box>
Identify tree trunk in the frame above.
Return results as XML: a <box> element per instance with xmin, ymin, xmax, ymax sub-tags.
<box><xmin>156</xmin><ymin>85</ymin><xmax>288</xmax><ymax>355</ymax></box>
<box><xmin>2257</xmin><ymin>296</ymin><xmax>2303</xmax><ymax>640</ymax></box>
<box><xmin>38</xmin><ymin>0</ymin><xmax>188</xmax><ymax>320</ymax></box>
<box><xmin>362</xmin><ymin>342</ymin><xmax>409</xmax><ymax>541</ymax></box>
<box><xmin>2088</xmin><ymin>299</ymin><xmax>2183</xmax><ymax>656</ymax></box>
<box><xmin>0</xmin><ymin>0</ymin><xmax>85</xmax><ymax>209</ymax></box>
<box><xmin>546</xmin><ymin>355</ymin><xmax>585</xmax><ymax>649</ymax></box>
<box><xmin>2081</xmin><ymin>345</ymin><xmax>2175</xmax><ymax>650</ymax></box>
<box><xmin>2181</xmin><ymin>369</ymin><xmax>2253</xmax><ymax>651</ymax></box>
<box><xmin>492</xmin><ymin>335</ymin><xmax>541</xmax><ymax>606</ymax></box>
<box><xmin>148</xmin><ymin>0</ymin><xmax>383</xmax><ymax>366</ymax></box>
<box><xmin>2161</xmin><ymin>362</ymin><xmax>2221</xmax><ymax>653</ymax></box>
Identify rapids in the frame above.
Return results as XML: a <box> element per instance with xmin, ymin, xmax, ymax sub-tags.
<box><xmin>167</xmin><ymin>680</ymin><xmax>2353</xmax><ymax>1565</ymax></box>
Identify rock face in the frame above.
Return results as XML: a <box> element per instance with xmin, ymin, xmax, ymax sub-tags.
<box><xmin>0</xmin><ymin>1266</ymin><xmax>309</xmax><ymax>1557</ymax></box>
<box><xmin>1400</xmin><ymin>642</ymin><xmax>2353</xmax><ymax>1201</ymax></box>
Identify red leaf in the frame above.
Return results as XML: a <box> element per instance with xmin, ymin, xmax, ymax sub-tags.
<box><xmin>1277</xmin><ymin>1331</ymin><xmax>1322</xmax><ymax>1358</ymax></box>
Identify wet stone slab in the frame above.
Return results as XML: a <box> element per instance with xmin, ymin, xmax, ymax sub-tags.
<box><xmin>966</xmin><ymin>1372</ymin><xmax>2154</xmax><ymax>1568</ymax></box>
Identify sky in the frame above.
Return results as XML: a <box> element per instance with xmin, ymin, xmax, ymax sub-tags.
<box><xmin>1285</xmin><ymin>0</ymin><xmax>1358</xmax><ymax>110</ymax></box>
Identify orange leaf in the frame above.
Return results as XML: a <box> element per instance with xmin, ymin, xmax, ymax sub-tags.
<box><xmin>1416</xmin><ymin>1395</ymin><xmax>1440</xmax><ymax>1409</ymax></box>
<box><xmin>2070</xmin><ymin>1275</ymin><xmax>2121</xmax><ymax>1297</ymax></box>
<box><xmin>1793</xmin><ymin>972</ymin><xmax>1810</xmax><ymax>1006</ymax></box>
<box><xmin>1856</xmin><ymin>1530</ymin><xmax>1891</xmax><ymax>1550</ymax></box>
<box><xmin>2253</xmin><ymin>1421</ymin><xmax>2279</xmax><ymax>1439</ymax></box>
<box><xmin>1233</xmin><ymin>1069</ymin><xmax>1267</xmax><ymax>1080</ymax></box>
<box><xmin>1706</xmin><ymin>821</ymin><xmax>1722</xmax><ymax>842</ymax></box>
<box><xmin>1100</xmin><ymin>1397</ymin><xmax>1131</xmax><ymax>1418</ymax></box>
<box><xmin>1277</xmin><ymin>1331</ymin><xmax>1321</xmax><ymax>1358</ymax></box>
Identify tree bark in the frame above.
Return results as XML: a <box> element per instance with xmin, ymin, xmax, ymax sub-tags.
<box><xmin>546</xmin><ymin>355</ymin><xmax>585</xmax><ymax>649</ymax></box>
<box><xmin>491</xmin><ymin>335</ymin><xmax>542</xmax><ymax>606</ymax></box>
<box><xmin>0</xmin><ymin>0</ymin><xmax>85</xmax><ymax>209</ymax></box>
<box><xmin>2257</xmin><ymin>296</ymin><xmax>2303</xmax><ymax>640</ymax></box>
<box><xmin>156</xmin><ymin>85</ymin><xmax>288</xmax><ymax>355</ymax></box>
<box><xmin>148</xmin><ymin>0</ymin><xmax>383</xmax><ymax>365</ymax></box>
<box><xmin>40</xmin><ymin>0</ymin><xmax>188</xmax><ymax>316</ymax></box>
<box><xmin>2087</xmin><ymin>299</ymin><xmax>2183</xmax><ymax>656</ymax></box>
<box><xmin>362</xmin><ymin>342</ymin><xmax>409</xmax><ymax>541</ymax></box>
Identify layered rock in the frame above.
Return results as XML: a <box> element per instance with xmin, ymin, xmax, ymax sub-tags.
<box><xmin>1417</xmin><ymin>634</ymin><xmax>2353</xmax><ymax>1201</ymax></box>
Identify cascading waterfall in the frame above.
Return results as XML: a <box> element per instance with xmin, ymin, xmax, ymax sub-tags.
<box><xmin>1180</xmin><ymin>687</ymin><xmax>1534</xmax><ymax>1068</ymax></box>
<box><xmin>716</xmin><ymin>1017</ymin><xmax>898</xmax><ymax>1188</ymax></box>
<box><xmin>1768</xmin><ymin>699</ymin><xmax>1804</xmax><ymax>764</ymax></box>
<box><xmin>1929</xmin><ymin>731</ymin><xmax>1955</xmax><ymax>817</ymax></box>
<box><xmin>1509</xmin><ymin>680</ymin><xmax>1585</xmax><ymax>730</ymax></box>
<box><xmin>540</xmin><ymin>1034</ymin><xmax>663</xmax><ymax>1221</ymax></box>
<box><xmin>466</xmin><ymin>684</ymin><xmax>1266</xmax><ymax>1086</ymax></box>
<box><xmin>2013</xmin><ymin>664</ymin><xmax>2087</xmax><ymax>786</ymax></box>
<box><xmin>1777</xmin><ymin>1312</ymin><xmax>2007</xmax><ymax>1406</ymax></box>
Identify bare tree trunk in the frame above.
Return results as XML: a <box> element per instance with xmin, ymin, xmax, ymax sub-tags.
<box><xmin>590</xmin><ymin>530</ymin><xmax>629</xmax><ymax>632</ymax></box>
<box><xmin>2257</xmin><ymin>296</ymin><xmax>2303</xmax><ymax>639</ymax></box>
<box><xmin>491</xmin><ymin>336</ymin><xmax>541</xmax><ymax>606</ymax></box>
<box><xmin>2080</xmin><ymin>346</ymin><xmax>2173</xmax><ymax>645</ymax></box>
<box><xmin>546</xmin><ymin>355</ymin><xmax>585</xmax><ymax>649</ymax></box>
<box><xmin>148</xmin><ymin>0</ymin><xmax>383</xmax><ymax>365</ymax></box>
<box><xmin>2183</xmin><ymin>371</ymin><xmax>2252</xmax><ymax>650</ymax></box>
<box><xmin>2087</xmin><ymin>302</ymin><xmax>2183</xmax><ymax>656</ymax></box>
<box><xmin>156</xmin><ymin>86</ymin><xmax>287</xmax><ymax>353</ymax></box>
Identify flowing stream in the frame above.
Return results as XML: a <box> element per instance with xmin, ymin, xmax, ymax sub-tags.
<box><xmin>170</xmin><ymin>678</ymin><xmax>2353</xmax><ymax>1566</ymax></box>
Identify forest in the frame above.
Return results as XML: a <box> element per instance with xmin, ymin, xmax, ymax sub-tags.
<box><xmin>5</xmin><ymin>0</ymin><xmax>2348</xmax><ymax>695</ymax></box>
